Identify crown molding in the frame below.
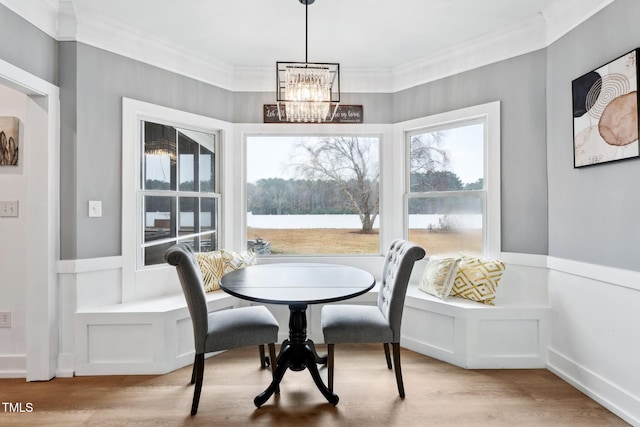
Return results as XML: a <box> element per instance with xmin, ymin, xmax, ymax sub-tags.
<box><xmin>340</xmin><ymin>67</ymin><xmax>395</xmax><ymax>94</ymax></box>
<box><xmin>543</xmin><ymin>0</ymin><xmax>616</xmax><ymax>45</ymax></box>
<box><xmin>232</xmin><ymin>66</ymin><xmax>273</xmax><ymax>93</ymax></box>
<box><xmin>391</xmin><ymin>13</ymin><xmax>548</xmax><ymax>92</ymax></box>
<box><xmin>56</xmin><ymin>0</ymin><xmax>76</xmax><ymax>40</ymax></box>
<box><xmin>60</xmin><ymin>2</ymin><xmax>235</xmax><ymax>91</ymax></box>
<box><xmin>2</xmin><ymin>0</ymin><xmax>618</xmax><ymax>93</ymax></box>
<box><xmin>0</xmin><ymin>0</ymin><xmax>58</xmax><ymax>38</ymax></box>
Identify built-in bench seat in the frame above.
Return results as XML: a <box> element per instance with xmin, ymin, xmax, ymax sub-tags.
<box><xmin>76</xmin><ymin>289</ymin><xmax>234</xmax><ymax>315</ymax></box>
<box><xmin>73</xmin><ymin>260</ymin><xmax>549</xmax><ymax>375</ymax></box>
<box><xmin>74</xmin><ymin>290</ymin><xmax>241</xmax><ymax>376</ymax></box>
<box><xmin>401</xmin><ymin>263</ymin><xmax>551</xmax><ymax>369</ymax></box>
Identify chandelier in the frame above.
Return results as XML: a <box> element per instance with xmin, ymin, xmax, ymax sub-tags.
<box><xmin>276</xmin><ymin>0</ymin><xmax>340</xmax><ymax>123</ymax></box>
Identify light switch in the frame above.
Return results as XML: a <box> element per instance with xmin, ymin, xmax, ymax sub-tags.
<box><xmin>0</xmin><ymin>311</ymin><xmax>11</xmax><ymax>328</ymax></box>
<box><xmin>88</xmin><ymin>200</ymin><xmax>102</xmax><ymax>217</ymax></box>
<box><xmin>0</xmin><ymin>200</ymin><xmax>19</xmax><ymax>217</ymax></box>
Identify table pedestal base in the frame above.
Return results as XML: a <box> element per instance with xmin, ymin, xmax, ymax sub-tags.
<box><xmin>254</xmin><ymin>304</ymin><xmax>338</xmax><ymax>407</ymax></box>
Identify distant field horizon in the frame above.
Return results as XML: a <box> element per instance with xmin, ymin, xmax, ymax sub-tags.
<box><xmin>247</xmin><ymin>227</ymin><xmax>482</xmax><ymax>257</ymax></box>
<box><xmin>246</xmin><ymin>213</ymin><xmax>482</xmax><ymax>230</ymax></box>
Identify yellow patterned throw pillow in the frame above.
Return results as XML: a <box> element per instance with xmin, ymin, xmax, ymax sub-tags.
<box><xmin>195</xmin><ymin>250</ymin><xmax>257</xmax><ymax>292</ymax></box>
<box><xmin>418</xmin><ymin>256</ymin><xmax>460</xmax><ymax>300</ymax></box>
<box><xmin>451</xmin><ymin>254</ymin><xmax>505</xmax><ymax>305</ymax></box>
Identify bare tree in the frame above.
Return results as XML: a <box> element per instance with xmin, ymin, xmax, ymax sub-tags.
<box><xmin>409</xmin><ymin>132</ymin><xmax>450</xmax><ymax>191</ymax></box>
<box><xmin>292</xmin><ymin>137</ymin><xmax>379</xmax><ymax>232</ymax></box>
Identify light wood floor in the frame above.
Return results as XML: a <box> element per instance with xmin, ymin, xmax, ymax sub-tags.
<box><xmin>0</xmin><ymin>344</ymin><xmax>628</xmax><ymax>426</ymax></box>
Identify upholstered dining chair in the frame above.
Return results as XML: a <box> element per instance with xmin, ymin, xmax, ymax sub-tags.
<box><xmin>321</xmin><ymin>239</ymin><xmax>426</xmax><ymax>398</ymax></box>
<box><xmin>165</xmin><ymin>243</ymin><xmax>279</xmax><ymax>415</ymax></box>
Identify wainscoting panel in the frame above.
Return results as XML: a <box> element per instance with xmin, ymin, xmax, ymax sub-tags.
<box><xmin>547</xmin><ymin>260</ymin><xmax>640</xmax><ymax>426</ymax></box>
<box><xmin>88</xmin><ymin>324</ymin><xmax>154</xmax><ymax>363</ymax></box>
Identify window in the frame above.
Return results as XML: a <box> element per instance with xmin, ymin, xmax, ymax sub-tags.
<box><xmin>140</xmin><ymin>121</ymin><xmax>219</xmax><ymax>266</ymax></box>
<box><xmin>403</xmin><ymin>102</ymin><xmax>500</xmax><ymax>258</ymax></box>
<box><xmin>122</xmin><ymin>99</ymin><xmax>231</xmax><ymax>301</ymax></box>
<box><xmin>245</xmin><ymin>135</ymin><xmax>380</xmax><ymax>255</ymax></box>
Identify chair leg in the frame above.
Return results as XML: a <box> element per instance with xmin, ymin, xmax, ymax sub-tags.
<box><xmin>392</xmin><ymin>342</ymin><xmax>405</xmax><ymax>398</ymax></box>
<box><xmin>383</xmin><ymin>343</ymin><xmax>392</xmax><ymax>369</ymax></box>
<box><xmin>327</xmin><ymin>344</ymin><xmax>335</xmax><ymax>392</ymax></box>
<box><xmin>190</xmin><ymin>354</ymin><xmax>197</xmax><ymax>384</ymax></box>
<box><xmin>191</xmin><ymin>353</ymin><xmax>205</xmax><ymax>415</ymax></box>
<box><xmin>259</xmin><ymin>344</ymin><xmax>267</xmax><ymax>368</ymax></box>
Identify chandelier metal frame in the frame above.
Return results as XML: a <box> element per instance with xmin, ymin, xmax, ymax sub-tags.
<box><xmin>276</xmin><ymin>0</ymin><xmax>340</xmax><ymax>123</ymax></box>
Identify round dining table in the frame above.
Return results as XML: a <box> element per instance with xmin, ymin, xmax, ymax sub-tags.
<box><xmin>220</xmin><ymin>262</ymin><xmax>376</xmax><ymax>407</ymax></box>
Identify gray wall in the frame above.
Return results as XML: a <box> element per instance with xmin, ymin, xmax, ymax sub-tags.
<box><xmin>0</xmin><ymin>4</ymin><xmax>57</xmax><ymax>85</ymax></box>
<box><xmin>215</xmin><ymin>55</ymin><xmax>550</xmax><ymax>256</ymax></box>
<box><xmin>0</xmin><ymin>2</ymin><xmax>551</xmax><ymax>261</ymax></box>
<box><xmin>59</xmin><ymin>42</ymin><xmax>234</xmax><ymax>259</ymax></box>
<box><xmin>546</xmin><ymin>0</ymin><xmax>640</xmax><ymax>271</ymax></box>
<box><xmin>393</xmin><ymin>51</ymin><xmax>549</xmax><ymax>255</ymax></box>
<box><xmin>59</xmin><ymin>43</ymin><xmax>77</xmax><ymax>259</ymax></box>
<box><xmin>49</xmin><ymin>0</ymin><xmax>640</xmax><ymax>268</ymax></box>
<box><xmin>60</xmin><ymin>44</ymin><xmax>549</xmax><ymax>259</ymax></box>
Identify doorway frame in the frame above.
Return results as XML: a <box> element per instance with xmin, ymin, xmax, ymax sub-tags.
<box><xmin>0</xmin><ymin>57</ymin><xmax>60</xmax><ymax>381</ymax></box>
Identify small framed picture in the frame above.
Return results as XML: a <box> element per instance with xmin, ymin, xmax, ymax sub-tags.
<box><xmin>572</xmin><ymin>49</ymin><xmax>639</xmax><ymax>168</ymax></box>
<box><xmin>0</xmin><ymin>116</ymin><xmax>19</xmax><ymax>166</ymax></box>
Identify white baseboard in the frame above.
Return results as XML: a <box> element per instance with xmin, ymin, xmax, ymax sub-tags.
<box><xmin>548</xmin><ymin>349</ymin><xmax>639</xmax><ymax>426</ymax></box>
<box><xmin>0</xmin><ymin>354</ymin><xmax>26</xmax><ymax>378</ymax></box>
<box><xmin>56</xmin><ymin>353</ymin><xmax>75</xmax><ymax>378</ymax></box>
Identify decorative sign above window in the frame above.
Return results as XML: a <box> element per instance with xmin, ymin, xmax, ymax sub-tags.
<box><xmin>264</xmin><ymin>104</ymin><xmax>363</xmax><ymax>124</ymax></box>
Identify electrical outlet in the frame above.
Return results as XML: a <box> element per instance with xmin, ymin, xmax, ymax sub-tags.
<box><xmin>0</xmin><ymin>311</ymin><xmax>11</xmax><ymax>328</ymax></box>
<box><xmin>0</xmin><ymin>200</ymin><xmax>19</xmax><ymax>217</ymax></box>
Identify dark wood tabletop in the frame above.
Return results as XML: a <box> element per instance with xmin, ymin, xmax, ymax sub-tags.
<box><xmin>220</xmin><ymin>263</ymin><xmax>376</xmax><ymax>306</ymax></box>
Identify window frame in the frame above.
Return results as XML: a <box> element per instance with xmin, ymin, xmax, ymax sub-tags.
<box><xmin>236</xmin><ymin>123</ymin><xmax>394</xmax><ymax>268</ymax></box>
<box><xmin>397</xmin><ymin>101</ymin><xmax>501</xmax><ymax>258</ymax></box>
<box><xmin>122</xmin><ymin>98</ymin><xmax>231</xmax><ymax>302</ymax></box>
<box><xmin>244</xmin><ymin>132</ymin><xmax>383</xmax><ymax>257</ymax></box>
<box><xmin>139</xmin><ymin>122</ymin><xmax>220</xmax><ymax>266</ymax></box>
<box><xmin>121</xmin><ymin>103</ymin><xmax>499</xmax><ymax>301</ymax></box>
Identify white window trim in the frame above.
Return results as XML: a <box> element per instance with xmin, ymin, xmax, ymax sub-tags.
<box><xmin>121</xmin><ymin>102</ymin><xmax>499</xmax><ymax>301</ymax></box>
<box><xmin>394</xmin><ymin>101</ymin><xmax>501</xmax><ymax>258</ymax></box>
<box><xmin>122</xmin><ymin>98</ymin><xmax>232</xmax><ymax>302</ymax></box>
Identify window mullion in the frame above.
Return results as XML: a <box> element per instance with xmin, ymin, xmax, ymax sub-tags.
<box><xmin>139</xmin><ymin>119</ymin><xmax>221</xmax><ymax>267</ymax></box>
<box><xmin>407</xmin><ymin>190</ymin><xmax>483</xmax><ymax>199</ymax></box>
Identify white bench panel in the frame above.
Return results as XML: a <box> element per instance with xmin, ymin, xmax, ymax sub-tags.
<box><xmin>402</xmin><ymin>306</ymin><xmax>457</xmax><ymax>353</ymax></box>
<box><xmin>74</xmin><ymin>291</ymin><xmax>239</xmax><ymax>376</ymax></box>
<box><xmin>401</xmin><ymin>259</ymin><xmax>551</xmax><ymax>369</ymax></box>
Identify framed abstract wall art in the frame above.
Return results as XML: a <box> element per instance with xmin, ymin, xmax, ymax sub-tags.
<box><xmin>0</xmin><ymin>116</ymin><xmax>19</xmax><ymax>166</ymax></box>
<box><xmin>572</xmin><ymin>48</ymin><xmax>640</xmax><ymax>168</ymax></box>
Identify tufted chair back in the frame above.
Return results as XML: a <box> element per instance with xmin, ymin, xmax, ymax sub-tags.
<box><xmin>377</xmin><ymin>239</ymin><xmax>426</xmax><ymax>342</ymax></box>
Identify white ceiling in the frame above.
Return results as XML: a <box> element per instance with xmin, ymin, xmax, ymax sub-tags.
<box><xmin>1</xmin><ymin>0</ymin><xmax>616</xmax><ymax>91</ymax></box>
<box><xmin>72</xmin><ymin>0</ymin><xmax>558</xmax><ymax>69</ymax></box>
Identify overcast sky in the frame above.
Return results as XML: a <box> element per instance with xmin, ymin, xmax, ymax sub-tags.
<box><xmin>246</xmin><ymin>127</ymin><xmax>483</xmax><ymax>185</ymax></box>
